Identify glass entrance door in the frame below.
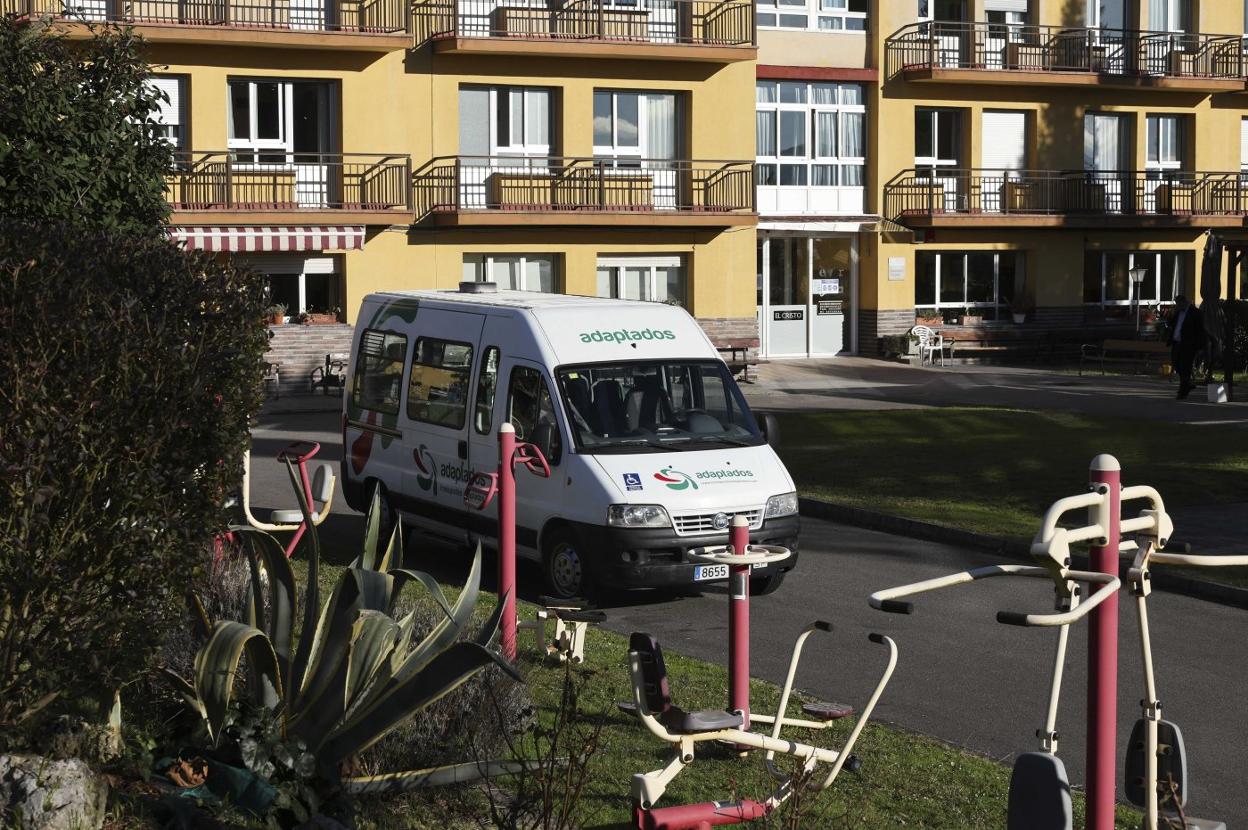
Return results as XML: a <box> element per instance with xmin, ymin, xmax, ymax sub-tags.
<box><xmin>759</xmin><ymin>234</ymin><xmax>857</xmax><ymax>358</ymax></box>
<box><xmin>766</xmin><ymin>237</ymin><xmax>808</xmax><ymax>356</ymax></box>
<box><xmin>811</xmin><ymin>237</ymin><xmax>853</xmax><ymax>355</ymax></box>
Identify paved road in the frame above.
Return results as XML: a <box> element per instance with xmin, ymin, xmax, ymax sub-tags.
<box><xmin>248</xmin><ymin>412</ymin><xmax>1247</xmax><ymax>825</ymax></box>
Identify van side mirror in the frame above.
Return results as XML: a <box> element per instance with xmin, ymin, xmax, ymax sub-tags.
<box><xmin>531</xmin><ymin>422</ymin><xmax>560</xmax><ymax>466</ymax></box>
<box><xmin>758</xmin><ymin>413</ymin><xmax>780</xmax><ymax>448</ymax></box>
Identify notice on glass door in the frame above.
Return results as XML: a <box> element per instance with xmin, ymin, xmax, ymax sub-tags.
<box><xmin>817</xmin><ymin>300</ymin><xmax>843</xmax><ymax>316</ymax></box>
<box><xmin>773</xmin><ymin>309</ymin><xmax>804</xmax><ymax>322</ymax></box>
<box><xmin>816</xmin><ymin>278</ymin><xmax>841</xmax><ymax>295</ymax></box>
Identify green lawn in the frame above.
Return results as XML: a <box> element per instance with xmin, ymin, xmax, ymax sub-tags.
<box><xmin>776</xmin><ymin>408</ymin><xmax>1248</xmax><ymax>586</ymax></box>
<box><xmin>291</xmin><ymin>559</ymin><xmax>1139</xmax><ymax>829</ymax></box>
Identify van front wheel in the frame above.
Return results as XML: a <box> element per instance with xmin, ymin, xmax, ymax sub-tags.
<box><xmin>750</xmin><ymin>571</ymin><xmax>786</xmax><ymax>597</ymax></box>
<box><xmin>543</xmin><ymin>528</ymin><xmax>591</xmax><ymax>601</ymax></box>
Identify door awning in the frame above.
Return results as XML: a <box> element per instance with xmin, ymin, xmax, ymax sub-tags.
<box><xmin>170</xmin><ymin>226</ymin><xmax>365</xmax><ymax>253</ymax></box>
<box><xmin>758</xmin><ymin>218</ymin><xmax>914</xmax><ymax>236</ymax></box>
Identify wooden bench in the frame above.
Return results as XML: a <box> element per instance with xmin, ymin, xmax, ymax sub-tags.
<box><xmin>943</xmin><ymin>327</ymin><xmax>1088</xmax><ymax>364</ymax></box>
<box><xmin>715</xmin><ymin>338</ymin><xmax>759</xmax><ymax>383</ymax></box>
<box><xmin>1079</xmin><ymin>339</ymin><xmax>1171</xmax><ymax>376</ymax></box>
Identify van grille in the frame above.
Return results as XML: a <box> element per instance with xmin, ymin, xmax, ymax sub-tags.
<box><xmin>672</xmin><ymin>508</ymin><xmax>763</xmax><ymax>536</ymax></box>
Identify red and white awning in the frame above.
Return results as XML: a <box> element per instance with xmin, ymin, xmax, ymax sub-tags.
<box><xmin>170</xmin><ymin>226</ymin><xmax>365</xmax><ymax>253</ymax></box>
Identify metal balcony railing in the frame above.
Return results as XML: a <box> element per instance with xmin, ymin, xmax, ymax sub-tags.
<box><xmin>885</xmin><ymin>21</ymin><xmax>1244</xmax><ymax>81</ymax></box>
<box><xmin>885</xmin><ymin>169</ymin><xmax>1248</xmax><ymax>221</ymax></box>
<box><xmin>414</xmin><ymin>156</ymin><xmax>755</xmax><ymax>217</ymax></box>
<box><xmin>4</xmin><ymin>0</ymin><xmax>409</xmax><ymax>34</ymax></box>
<box><xmin>166</xmin><ymin>152</ymin><xmax>413</xmax><ymax>213</ymax></box>
<box><xmin>412</xmin><ymin>0</ymin><xmax>754</xmax><ymax>48</ymax></box>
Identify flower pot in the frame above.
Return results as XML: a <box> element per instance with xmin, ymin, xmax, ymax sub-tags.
<box><xmin>268</xmin><ymin>314</ymin><xmax>285</xmax><ymax>325</ymax></box>
<box><xmin>1012</xmin><ymin>312</ymin><xmax>1026</xmax><ymax>324</ymax></box>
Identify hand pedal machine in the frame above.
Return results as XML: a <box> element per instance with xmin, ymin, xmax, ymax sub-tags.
<box><xmin>518</xmin><ymin>596</ymin><xmax>607</xmax><ymax>665</ymax></box>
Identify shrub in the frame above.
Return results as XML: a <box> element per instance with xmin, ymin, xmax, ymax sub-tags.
<box><xmin>0</xmin><ymin>19</ymin><xmax>172</xmax><ymax>237</ymax></box>
<box><xmin>0</xmin><ymin>224</ymin><xmax>269</xmax><ymax>745</ymax></box>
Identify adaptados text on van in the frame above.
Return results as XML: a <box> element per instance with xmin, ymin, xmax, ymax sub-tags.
<box><xmin>696</xmin><ymin>469</ymin><xmax>755</xmax><ymax>480</ymax></box>
<box><xmin>579</xmin><ymin>328</ymin><xmax>677</xmax><ymax>344</ymax></box>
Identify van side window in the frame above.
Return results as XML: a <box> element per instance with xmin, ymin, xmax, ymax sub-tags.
<box><xmin>351</xmin><ymin>329</ymin><xmax>407</xmax><ymax>415</ymax></box>
<box><xmin>508</xmin><ymin>366</ymin><xmax>561</xmax><ymax>465</ymax></box>
<box><xmin>474</xmin><ymin>346</ymin><xmax>500</xmax><ymax>435</ymax></box>
<box><xmin>406</xmin><ymin>338</ymin><xmax>474</xmax><ymax>429</ymax></box>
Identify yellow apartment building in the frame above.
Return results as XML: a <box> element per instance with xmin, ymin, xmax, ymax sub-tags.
<box><xmin>10</xmin><ymin>0</ymin><xmax>759</xmax><ymax>353</ymax></box>
<box><xmin>756</xmin><ymin>0</ymin><xmax>1247</xmax><ymax>359</ymax></box>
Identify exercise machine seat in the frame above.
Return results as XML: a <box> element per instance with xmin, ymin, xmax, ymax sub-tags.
<box><xmin>1007</xmin><ymin>752</ymin><xmax>1072</xmax><ymax>830</ymax></box>
<box><xmin>660</xmin><ymin>707</ymin><xmax>744</xmax><ymax>735</ymax></box>
<box><xmin>803</xmin><ymin>701</ymin><xmax>855</xmax><ymax>721</ymax></box>
<box><xmin>271</xmin><ymin>509</ymin><xmax>320</xmax><ymax>523</ymax></box>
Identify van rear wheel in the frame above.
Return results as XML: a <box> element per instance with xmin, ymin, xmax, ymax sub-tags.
<box><xmin>543</xmin><ymin>527</ymin><xmax>591</xmax><ymax>601</ymax></box>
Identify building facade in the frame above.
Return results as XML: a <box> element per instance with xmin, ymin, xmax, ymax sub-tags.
<box><xmin>13</xmin><ymin>0</ymin><xmax>759</xmax><ymax>351</ymax></box>
<box><xmin>757</xmin><ymin>0</ymin><xmax>1247</xmax><ymax>360</ymax></box>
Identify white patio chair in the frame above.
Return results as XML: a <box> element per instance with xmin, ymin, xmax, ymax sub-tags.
<box><xmin>912</xmin><ymin>325</ymin><xmax>946</xmax><ymax>367</ymax></box>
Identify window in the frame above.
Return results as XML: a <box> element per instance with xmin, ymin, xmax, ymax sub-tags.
<box><xmin>474</xmin><ymin>346</ymin><xmax>500</xmax><ymax>435</ymax></box>
<box><xmin>596</xmin><ymin>256</ymin><xmax>687</xmax><ymax>306</ymax></box>
<box><xmin>351</xmin><ymin>329</ymin><xmax>407</xmax><ymax>415</ymax></box>
<box><xmin>1149</xmin><ymin>0</ymin><xmax>1190</xmax><ymax>33</ymax></box>
<box><xmin>149</xmin><ymin>76</ymin><xmax>186</xmax><ymax>149</ymax></box>
<box><xmin>1146</xmin><ymin>115</ymin><xmax>1183</xmax><ymax>171</ymax></box>
<box><xmin>406</xmin><ymin>338</ymin><xmax>474</xmax><ymax>429</ymax></box>
<box><xmin>593</xmin><ymin>91</ymin><xmax>679</xmax><ymax>161</ymax></box>
<box><xmin>915</xmin><ymin>108</ymin><xmax>961</xmax><ymax>170</ymax></box>
<box><xmin>459</xmin><ymin>86</ymin><xmax>552</xmax><ymax>158</ymax></box>
<box><xmin>757</xmin><ymin>0</ymin><xmax>868</xmax><ymax>31</ymax></box>
<box><xmin>1083</xmin><ymin>251</ymin><xmax>1186</xmax><ymax>306</ymax></box>
<box><xmin>463</xmin><ymin>254</ymin><xmax>558</xmax><ymax>293</ymax></box>
<box><xmin>756</xmin><ymin>82</ymin><xmax>865</xmax><ymax>188</ymax></box>
<box><xmin>508</xmin><ymin>366</ymin><xmax>561</xmax><ymax>464</ymax></box>
<box><xmin>227</xmin><ymin>79</ymin><xmax>331</xmax><ymax>164</ymax></box>
<box><xmin>916</xmin><ymin>251</ymin><xmax>1023</xmax><ymax>319</ymax></box>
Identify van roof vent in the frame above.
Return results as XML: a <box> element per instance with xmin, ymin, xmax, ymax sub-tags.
<box><xmin>459</xmin><ymin>281</ymin><xmax>498</xmax><ymax>294</ymax></box>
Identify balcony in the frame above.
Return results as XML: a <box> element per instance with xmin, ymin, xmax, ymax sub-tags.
<box><xmin>885</xmin><ymin>169</ymin><xmax>1248</xmax><ymax>228</ymax></box>
<box><xmin>413</xmin><ymin>0</ymin><xmax>755</xmax><ymax>62</ymax></box>
<box><xmin>4</xmin><ymin>0</ymin><xmax>410</xmax><ymax>50</ymax></box>
<box><xmin>885</xmin><ymin>22</ymin><xmax>1246</xmax><ymax>92</ymax></box>
<box><xmin>414</xmin><ymin>156</ymin><xmax>756</xmax><ymax>226</ymax></box>
<box><xmin>167</xmin><ymin>152</ymin><xmax>413</xmax><ymax>224</ymax></box>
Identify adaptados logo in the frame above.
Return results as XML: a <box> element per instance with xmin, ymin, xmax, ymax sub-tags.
<box><xmin>580</xmin><ymin>328</ymin><xmax>676</xmax><ymax>344</ymax></box>
<box><xmin>655</xmin><ymin>468</ymin><xmax>698</xmax><ymax>491</ymax></box>
<box><xmin>413</xmin><ymin>445</ymin><xmax>437</xmax><ymax>495</ymax></box>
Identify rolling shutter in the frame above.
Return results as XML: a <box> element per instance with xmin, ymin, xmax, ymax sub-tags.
<box><xmin>150</xmin><ymin>76</ymin><xmax>181</xmax><ymax>129</ymax></box>
<box><xmin>985</xmin><ymin>0</ymin><xmax>1027</xmax><ymax>11</ymax></box>
<box><xmin>1240</xmin><ymin>118</ymin><xmax>1248</xmax><ymax>169</ymax></box>
<box><xmin>982</xmin><ymin>110</ymin><xmax>1026</xmax><ymax>171</ymax></box>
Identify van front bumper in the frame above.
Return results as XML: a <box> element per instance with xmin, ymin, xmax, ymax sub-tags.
<box><xmin>569</xmin><ymin>515</ymin><xmax>800</xmax><ymax>590</ymax></box>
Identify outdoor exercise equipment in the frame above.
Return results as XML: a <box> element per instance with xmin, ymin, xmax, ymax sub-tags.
<box><xmin>688</xmin><ymin>516</ymin><xmax>791</xmax><ymax>731</ymax></box>
<box><xmin>1120</xmin><ymin>516</ymin><xmax>1247</xmax><ymax>829</ymax></box>
<box><xmin>518</xmin><ymin>597</ymin><xmax>606</xmax><ymax>665</ymax></box>
<box><xmin>627</xmin><ymin>621</ymin><xmax>898</xmax><ymax>830</ymax></box>
<box><xmin>462</xmin><ymin>421</ymin><xmax>550</xmax><ymax>661</ymax></box>
<box><xmin>870</xmin><ymin>458</ymin><xmax>1126</xmax><ymax>830</ymax></box>
<box><xmin>239</xmin><ymin>441</ymin><xmax>335</xmax><ymax>558</ymax></box>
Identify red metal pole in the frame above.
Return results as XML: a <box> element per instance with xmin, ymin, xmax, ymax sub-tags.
<box><xmin>728</xmin><ymin>515</ymin><xmax>751</xmax><ymax>730</ymax></box>
<box><xmin>1086</xmin><ymin>454</ymin><xmax>1121</xmax><ymax>830</ymax></box>
<box><xmin>498</xmin><ymin>422</ymin><xmax>517</xmax><ymax>662</ymax></box>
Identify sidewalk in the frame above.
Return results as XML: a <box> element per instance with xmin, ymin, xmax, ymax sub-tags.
<box><xmin>743</xmin><ymin>358</ymin><xmax>1248</xmax><ymax>425</ymax></box>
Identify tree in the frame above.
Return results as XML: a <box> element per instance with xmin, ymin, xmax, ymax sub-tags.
<box><xmin>0</xmin><ymin>18</ymin><xmax>172</xmax><ymax>237</ymax></box>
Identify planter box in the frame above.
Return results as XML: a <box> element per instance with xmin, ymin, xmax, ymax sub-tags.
<box><xmin>486</xmin><ymin>172</ymin><xmax>554</xmax><ymax>209</ymax></box>
<box><xmin>1006</xmin><ymin>42</ymin><xmax>1047</xmax><ymax>70</ymax></box>
<box><xmin>493</xmin><ymin>5</ymin><xmax>553</xmax><ymax>37</ymax></box>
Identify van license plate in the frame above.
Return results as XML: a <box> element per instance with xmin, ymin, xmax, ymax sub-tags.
<box><xmin>694</xmin><ymin>564</ymin><xmax>729</xmax><ymax>581</ymax></box>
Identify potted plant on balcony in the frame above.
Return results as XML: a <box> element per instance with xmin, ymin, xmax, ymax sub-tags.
<box><xmin>1009</xmin><ymin>296</ymin><xmax>1033</xmax><ymax>325</ymax></box>
<box><xmin>916</xmin><ymin>307</ymin><xmax>943</xmax><ymax>327</ymax></box>
<box><xmin>266</xmin><ymin>303</ymin><xmax>287</xmax><ymax>325</ymax></box>
<box><xmin>300</xmin><ymin>306</ymin><xmax>342</xmax><ymax>325</ymax></box>
<box><xmin>961</xmin><ymin>306</ymin><xmax>984</xmax><ymax>327</ymax></box>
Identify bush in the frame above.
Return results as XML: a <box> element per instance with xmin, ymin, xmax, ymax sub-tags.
<box><xmin>0</xmin><ymin>224</ymin><xmax>269</xmax><ymax>745</ymax></box>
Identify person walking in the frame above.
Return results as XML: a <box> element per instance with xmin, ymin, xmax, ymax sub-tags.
<box><xmin>1167</xmin><ymin>294</ymin><xmax>1204</xmax><ymax>400</ymax></box>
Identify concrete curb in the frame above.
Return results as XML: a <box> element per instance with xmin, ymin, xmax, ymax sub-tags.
<box><xmin>799</xmin><ymin>497</ymin><xmax>1248</xmax><ymax>611</ymax></box>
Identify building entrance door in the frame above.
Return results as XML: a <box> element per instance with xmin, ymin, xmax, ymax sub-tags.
<box><xmin>758</xmin><ymin>234</ymin><xmax>858</xmax><ymax>358</ymax></box>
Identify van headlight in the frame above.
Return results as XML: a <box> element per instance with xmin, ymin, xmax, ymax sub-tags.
<box><xmin>765</xmin><ymin>492</ymin><xmax>798</xmax><ymax>519</ymax></box>
<box><xmin>607</xmin><ymin>504</ymin><xmax>672</xmax><ymax>528</ymax></box>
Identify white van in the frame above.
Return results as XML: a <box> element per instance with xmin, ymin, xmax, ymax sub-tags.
<box><xmin>341</xmin><ymin>283</ymin><xmax>800</xmax><ymax>599</ymax></box>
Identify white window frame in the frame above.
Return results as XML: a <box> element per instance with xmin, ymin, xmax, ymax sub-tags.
<box><xmin>1087</xmin><ymin>251</ymin><xmax>1185</xmax><ymax>306</ymax></box>
<box><xmin>489</xmin><ymin>87</ymin><xmax>552</xmax><ymax>158</ymax></box>
<box><xmin>149</xmin><ymin>75</ymin><xmax>186</xmax><ymax>150</ymax></box>
<box><xmin>596</xmin><ymin>255</ymin><xmax>687</xmax><ymax>306</ymax></box>
<box><xmin>915</xmin><ymin>107</ymin><xmax>962</xmax><ymax>171</ymax></box>
<box><xmin>463</xmin><ymin>253</ymin><xmax>559</xmax><ymax>292</ymax></box>
<box><xmin>1145</xmin><ymin>114</ymin><xmax>1183</xmax><ymax>172</ymax></box>
<box><xmin>757</xmin><ymin>0</ymin><xmax>868</xmax><ymax>33</ymax></box>
<box><xmin>227</xmin><ymin>80</ymin><xmax>293</xmax><ymax>164</ymax></box>
<box><xmin>594</xmin><ymin>91</ymin><xmax>648</xmax><ymax>162</ymax></box>
<box><xmin>756</xmin><ymin>81</ymin><xmax>866</xmax><ymax>189</ymax></box>
<box><xmin>915</xmin><ymin>251</ymin><xmax>1021</xmax><ymax>312</ymax></box>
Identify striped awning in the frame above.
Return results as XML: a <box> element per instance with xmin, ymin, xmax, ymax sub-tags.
<box><xmin>170</xmin><ymin>226</ymin><xmax>365</xmax><ymax>253</ymax></box>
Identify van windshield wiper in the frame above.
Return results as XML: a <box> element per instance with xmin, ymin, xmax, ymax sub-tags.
<box><xmin>585</xmin><ymin>437</ymin><xmax>680</xmax><ymax>452</ymax></box>
<box><xmin>684</xmin><ymin>435</ymin><xmax>759</xmax><ymax>448</ymax></box>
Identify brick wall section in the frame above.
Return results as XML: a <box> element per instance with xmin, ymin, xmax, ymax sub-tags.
<box><xmin>265</xmin><ymin>323</ymin><xmax>354</xmax><ymax>396</ymax></box>
<box><xmin>697</xmin><ymin>317</ymin><xmax>760</xmax><ymax>359</ymax></box>
<box><xmin>858</xmin><ymin>309</ymin><xmax>915</xmax><ymax>357</ymax></box>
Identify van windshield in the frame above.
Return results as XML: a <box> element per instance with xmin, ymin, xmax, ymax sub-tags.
<box><xmin>555</xmin><ymin>360</ymin><xmax>763</xmax><ymax>453</ymax></box>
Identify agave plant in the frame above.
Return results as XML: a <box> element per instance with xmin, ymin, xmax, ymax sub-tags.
<box><xmin>173</xmin><ymin>462</ymin><xmax>523</xmax><ymax>795</ymax></box>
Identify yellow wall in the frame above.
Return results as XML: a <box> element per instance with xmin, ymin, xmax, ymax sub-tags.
<box><xmin>153</xmin><ymin>44</ymin><xmax>756</xmax><ymax>326</ymax></box>
<box><xmin>757</xmin><ymin>29</ymin><xmax>868</xmax><ymax>69</ymax></box>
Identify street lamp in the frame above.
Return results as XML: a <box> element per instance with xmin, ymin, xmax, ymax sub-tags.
<box><xmin>1129</xmin><ymin>267</ymin><xmax>1149</xmax><ymax>333</ymax></box>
